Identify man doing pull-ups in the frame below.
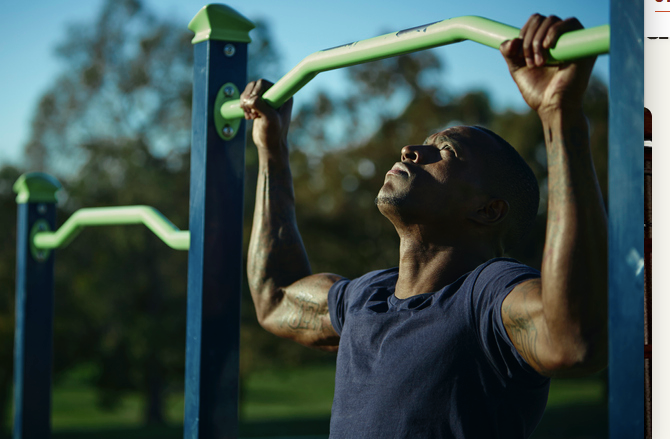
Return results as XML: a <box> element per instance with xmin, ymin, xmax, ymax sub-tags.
<box><xmin>242</xmin><ymin>14</ymin><xmax>607</xmax><ymax>439</ymax></box>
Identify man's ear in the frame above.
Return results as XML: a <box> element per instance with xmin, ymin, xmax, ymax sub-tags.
<box><xmin>470</xmin><ymin>198</ymin><xmax>509</xmax><ymax>226</ymax></box>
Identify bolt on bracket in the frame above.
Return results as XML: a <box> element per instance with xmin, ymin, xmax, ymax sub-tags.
<box><xmin>30</xmin><ymin>219</ymin><xmax>51</xmax><ymax>262</ymax></box>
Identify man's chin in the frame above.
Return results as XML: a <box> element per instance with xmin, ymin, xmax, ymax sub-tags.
<box><xmin>374</xmin><ymin>195</ymin><xmax>404</xmax><ymax>207</ymax></box>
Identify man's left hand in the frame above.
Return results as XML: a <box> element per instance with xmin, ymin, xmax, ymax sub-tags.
<box><xmin>500</xmin><ymin>14</ymin><xmax>595</xmax><ymax>116</ymax></box>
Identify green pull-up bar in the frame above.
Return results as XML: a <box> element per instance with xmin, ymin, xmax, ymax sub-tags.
<box><xmin>219</xmin><ymin>16</ymin><xmax>610</xmax><ymax>122</ymax></box>
<box><xmin>32</xmin><ymin>206</ymin><xmax>190</xmax><ymax>251</ymax></box>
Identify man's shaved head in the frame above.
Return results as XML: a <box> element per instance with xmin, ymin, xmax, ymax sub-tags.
<box><xmin>471</xmin><ymin>126</ymin><xmax>539</xmax><ymax>252</ymax></box>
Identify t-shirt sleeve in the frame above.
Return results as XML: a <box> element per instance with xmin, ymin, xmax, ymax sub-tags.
<box><xmin>328</xmin><ymin>268</ymin><xmax>397</xmax><ymax>335</ymax></box>
<box><xmin>470</xmin><ymin>259</ymin><xmax>547</xmax><ymax>384</ymax></box>
<box><xmin>328</xmin><ymin>277</ymin><xmax>352</xmax><ymax>335</ymax></box>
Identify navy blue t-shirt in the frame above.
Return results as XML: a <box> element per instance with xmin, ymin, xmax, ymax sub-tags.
<box><xmin>327</xmin><ymin>258</ymin><xmax>550</xmax><ymax>439</ymax></box>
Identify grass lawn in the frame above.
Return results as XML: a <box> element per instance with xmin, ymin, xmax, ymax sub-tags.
<box><xmin>4</xmin><ymin>365</ymin><xmax>607</xmax><ymax>438</ymax></box>
<box><xmin>240</xmin><ymin>367</ymin><xmax>337</xmax><ymax>420</ymax></box>
<box><xmin>531</xmin><ymin>376</ymin><xmax>608</xmax><ymax>439</ymax></box>
<box><xmin>545</xmin><ymin>376</ymin><xmax>606</xmax><ymax>407</ymax></box>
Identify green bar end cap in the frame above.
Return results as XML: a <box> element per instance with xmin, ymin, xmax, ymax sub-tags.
<box><xmin>189</xmin><ymin>4</ymin><xmax>255</xmax><ymax>44</ymax></box>
<box><xmin>13</xmin><ymin>172</ymin><xmax>62</xmax><ymax>204</ymax></box>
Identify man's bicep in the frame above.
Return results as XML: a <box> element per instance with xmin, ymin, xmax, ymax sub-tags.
<box><xmin>501</xmin><ymin>278</ymin><xmax>559</xmax><ymax>377</ymax></box>
<box><xmin>264</xmin><ymin>273</ymin><xmax>342</xmax><ymax>351</ymax></box>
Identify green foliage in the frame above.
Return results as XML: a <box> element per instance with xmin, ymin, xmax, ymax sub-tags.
<box><xmin>4</xmin><ymin>0</ymin><xmax>286</xmax><ymax>427</ymax></box>
<box><xmin>28</xmin><ymin>0</ymin><xmax>198</xmax><ymax>422</ymax></box>
<box><xmin>51</xmin><ymin>139</ymin><xmax>190</xmax><ymax>420</ymax></box>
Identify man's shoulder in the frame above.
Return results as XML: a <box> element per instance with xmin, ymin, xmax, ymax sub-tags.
<box><xmin>335</xmin><ymin>267</ymin><xmax>398</xmax><ymax>293</ymax></box>
<box><xmin>328</xmin><ymin>267</ymin><xmax>399</xmax><ymax>333</ymax></box>
<box><xmin>467</xmin><ymin>257</ymin><xmax>541</xmax><ymax>303</ymax></box>
<box><xmin>474</xmin><ymin>257</ymin><xmax>538</xmax><ymax>276</ymax></box>
<box><xmin>359</xmin><ymin>266</ymin><xmax>399</xmax><ymax>283</ymax></box>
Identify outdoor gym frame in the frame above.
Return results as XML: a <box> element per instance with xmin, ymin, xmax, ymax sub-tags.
<box><xmin>12</xmin><ymin>2</ymin><xmax>642</xmax><ymax>439</ymax></box>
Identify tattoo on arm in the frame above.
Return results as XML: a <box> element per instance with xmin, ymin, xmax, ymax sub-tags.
<box><xmin>502</xmin><ymin>280</ymin><xmax>551</xmax><ymax>376</ymax></box>
<box><xmin>281</xmin><ymin>292</ymin><xmax>325</xmax><ymax>332</ymax></box>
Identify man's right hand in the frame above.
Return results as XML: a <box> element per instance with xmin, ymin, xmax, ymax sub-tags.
<box><xmin>241</xmin><ymin>79</ymin><xmax>293</xmax><ymax>153</ymax></box>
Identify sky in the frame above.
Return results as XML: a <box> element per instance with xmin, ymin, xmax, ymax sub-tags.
<box><xmin>0</xmin><ymin>0</ymin><xmax>610</xmax><ymax>167</ymax></box>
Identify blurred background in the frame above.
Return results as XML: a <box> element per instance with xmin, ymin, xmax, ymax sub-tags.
<box><xmin>0</xmin><ymin>0</ymin><xmax>610</xmax><ymax>437</ymax></box>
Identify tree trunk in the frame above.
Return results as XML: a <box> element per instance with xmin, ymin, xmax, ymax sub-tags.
<box><xmin>0</xmin><ymin>367</ymin><xmax>13</xmax><ymax>439</ymax></box>
<box><xmin>144</xmin><ymin>360</ymin><xmax>165</xmax><ymax>425</ymax></box>
<box><xmin>143</xmin><ymin>238</ymin><xmax>166</xmax><ymax>425</ymax></box>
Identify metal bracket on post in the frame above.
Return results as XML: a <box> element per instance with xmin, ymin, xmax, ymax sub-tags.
<box><xmin>30</xmin><ymin>219</ymin><xmax>52</xmax><ymax>262</ymax></box>
<box><xmin>214</xmin><ymin>82</ymin><xmax>240</xmax><ymax>140</ymax></box>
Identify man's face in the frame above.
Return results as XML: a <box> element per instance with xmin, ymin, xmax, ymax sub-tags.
<box><xmin>376</xmin><ymin>126</ymin><xmax>498</xmax><ymax>225</ymax></box>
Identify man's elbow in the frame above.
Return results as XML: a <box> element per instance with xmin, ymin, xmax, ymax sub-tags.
<box><xmin>249</xmin><ymin>285</ymin><xmax>285</xmax><ymax>331</ymax></box>
<box><xmin>257</xmin><ymin>315</ymin><xmax>277</xmax><ymax>335</ymax></box>
<box><xmin>546</xmin><ymin>338</ymin><xmax>608</xmax><ymax>378</ymax></box>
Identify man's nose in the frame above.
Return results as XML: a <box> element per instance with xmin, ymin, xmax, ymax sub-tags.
<box><xmin>401</xmin><ymin>145</ymin><xmax>424</xmax><ymax>163</ymax></box>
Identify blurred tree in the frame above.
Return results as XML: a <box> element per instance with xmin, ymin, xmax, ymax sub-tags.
<box><xmin>53</xmin><ymin>139</ymin><xmax>190</xmax><ymax>423</ymax></box>
<box><xmin>12</xmin><ymin>0</ymin><xmax>283</xmax><ymax>427</ymax></box>
<box><xmin>22</xmin><ymin>0</ymin><xmax>196</xmax><ymax>424</ymax></box>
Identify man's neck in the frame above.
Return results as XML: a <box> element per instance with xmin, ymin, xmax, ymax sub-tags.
<box><xmin>394</xmin><ymin>231</ymin><xmax>495</xmax><ymax>299</ymax></box>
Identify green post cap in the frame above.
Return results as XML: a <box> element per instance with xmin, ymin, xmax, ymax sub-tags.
<box><xmin>188</xmin><ymin>4</ymin><xmax>255</xmax><ymax>44</ymax></box>
<box><xmin>13</xmin><ymin>172</ymin><xmax>62</xmax><ymax>204</ymax></box>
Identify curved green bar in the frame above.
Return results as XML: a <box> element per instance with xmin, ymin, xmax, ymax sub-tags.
<box><xmin>33</xmin><ymin>205</ymin><xmax>190</xmax><ymax>251</ymax></box>
<box><xmin>220</xmin><ymin>16</ymin><xmax>610</xmax><ymax>120</ymax></box>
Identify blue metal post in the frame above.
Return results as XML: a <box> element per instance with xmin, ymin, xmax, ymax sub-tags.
<box><xmin>184</xmin><ymin>5</ymin><xmax>254</xmax><ymax>439</ymax></box>
<box><xmin>12</xmin><ymin>173</ymin><xmax>61</xmax><ymax>439</ymax></box>
<box><xmin>608</xmin><ymin>0</ymin><xmax>644</xmax><ymax>437</ymax></box>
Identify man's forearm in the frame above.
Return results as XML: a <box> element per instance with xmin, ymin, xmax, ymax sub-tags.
<box><xmin>540</xmin><ymin>108</ymin><xmax>607</xmax><ymax>370</ymax></box>
<box><xmin>247</xmin><ymin>146</ymin><xmax>312</xmax><ymax>322</ymax></box>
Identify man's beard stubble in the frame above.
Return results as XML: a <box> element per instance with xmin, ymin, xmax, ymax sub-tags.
<box><xmin>374</xmin><ymin>194</ymin><xmax>405</xmax><ymax>207</ymax></box>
